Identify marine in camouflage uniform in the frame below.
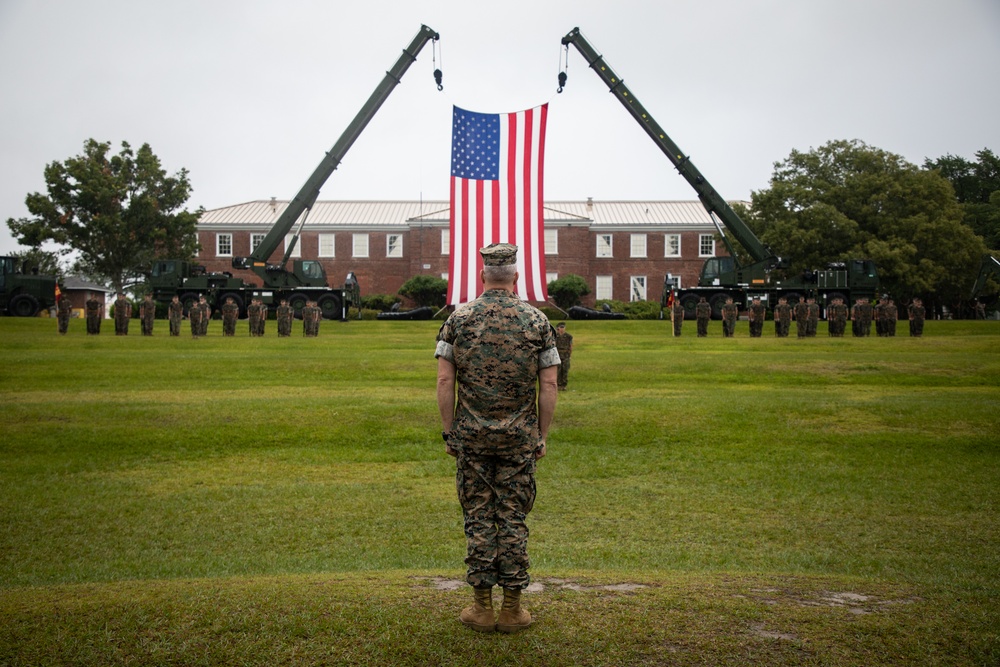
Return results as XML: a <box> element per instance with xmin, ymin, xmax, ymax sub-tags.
<box><xmin>695</xmin><ymin>297</ymin><xmax>711</xmax><ymax>337</ymax></box>
<box><xmin>874</xmin><ymin>297</ymin><xmax>887</xmax><ymax>337</ymax></box>
<box><xmin>773</xmin><ymin>297</ymin><xmax>792</xmax><ymax>337</ymax></box>
<box><xmin>827</xmin><ymin>298</ymin><xmax>848</xmax><ymax>337</ymax></box>
<box><xmin>256</xmin><ymin>299</ymin><xmax>268</xmax><ymax>336</ymax></box>
<box><xmin>198</xmin><ymin>297</ymin><xmax>211</xmax><ymax>336</ymax></box>
<box><xmin>189</xmin><ymin>298</ymin><xmax>202</xmax><ymax>338</ymax></box>
<box><xmin>908</xmin><ymin>298</ymin><xmax>925</xmax><ymax>337</ymax></box>
<box><xmin>277</xmin><ymin>299</ymin><xmax>293</xmax><ymax>337</ymax></box>
<box><xmin>56</xmin><ymin>293</ymin><xmax>72</xmax><ymax>334</ymax></box>
<box><xmin>139</xmin><ymin>294</ymin><xmax>155</xmax><ymax>336</ymax></box>
<box><xmin>113</xmin><ymin>293</ymin><xmax>131</xmax><ymax>336</ymax></box>
<box><xmin>303</xmin><ymin>301</ymin><xmax>319</xmax><ymax>337</ymax></box>
<box><xmin>671</xmin><ymin>300</ymin><xmax>684</xmax><ymax>337</ymax></box>
<box><xmin>85</xmin><ymin>296</ymin><xmax>102</xmax><ymax>335</ymax></box>
<box><xmin>721</xmin><ymin>297</ymin><xmax>738</xmax><ymax>337</ymax></box>
<box><xmin>168</xmin><ymin>296</ymin><xmax>183</xmax><ymax>336</ymax></box>
<box><xmin>857</xmin><ymin>299</ymin><xmax>873</xmax><ymax>337</ymax></box>
<box><xmin>554</xmin><ymin>322</ymin><xmax>573</xmax><ymax>390</ymax></box>
<box><xmin>747</xmin><ymin>297</ymin><xmax>765</xmax><ymax>338</ymax></box>
<box><xmin>886</xmin><ymin>299</ymin><xmax>898</xmax><ymax>337</ymax></box>
<box><xmin>247</xmin><ymin>298</ymin><xmax>262</xmax><ymax>336</ymax></box>
<box><xmin>794</xmin><ymin>297</ymin><xmax>808</xmax><ymax>338</ymax></box>
<box><xmin>222</xmin><ymin>297</ymin><xmax>239</xmax><ymax>336</ymax></box>
<box><xmin>806</xmin><ymin>297</ymin><xmax>820</xmax><ymax>337</ymax></box>
<box><xmin>435</xmin><ymin>243</ymin><xmax>559</xmax><ymax>634</ymax></box>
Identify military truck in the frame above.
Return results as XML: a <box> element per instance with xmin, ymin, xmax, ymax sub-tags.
<box><xmin>149</xmin><ymin>25</ymin><xmax>441</xmax><ymax>319</ymax></box>
<box><xmin>559</xmin><ymin>28</ymin><xmax>881</xmax><ymax>319</ymax></box>
<box><xmin>0</xmin><ymin>255</ymin><xmax>57</xmax><ymax>317</ymax></box>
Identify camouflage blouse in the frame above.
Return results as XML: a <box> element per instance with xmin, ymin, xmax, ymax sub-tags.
<box><xmin>436</xmin><ymin>289</ymin><xmax>560</xmax><ymax>454</ymax></box>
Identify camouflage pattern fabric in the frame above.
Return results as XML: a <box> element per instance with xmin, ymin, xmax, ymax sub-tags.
<box><xmin>885</xmin><ymin>303</ymin><xmax>898</xmax><ymax>336</ymax></box>
<box><xmin>199</xmin><ymin>302</ymin><xmax>211</xmax><ymax>336</ymax></box>
<box><xmin>168</xmin><ymin>300</ymin><xmax>182</xmax><ymax>336</ymax></box>
<box><xmin>774</xmin><ymin>302</ymin><xmax>792</xmax><ymax>337</ymax></box>
<box><xmin>57</xmin><ymin>297</ymin><xmax>72</xmax><ymax>334</ymax></box>
<box><xmin>247</xmin><ymin>302</ymin><xmax>262</xmax><ymax>336</ymax></box>
<box><xmin>85</xmin><ymin>298</ymin><xmax>102</xmax><ymax>335</ymax></box>
<box><xmin>222</xmin><ymin>303</ymin><xmax>239</xmax><ymax>336</ymax></box>
<box><xmin>189</xmin><ymin>304</ymin><xmax>202</xmax><ymax>338</ymax></box>
<box><xmin>435</xmin><ymin>288</ymin><xmax>559</xmax><ymax>590</ymax></box>
<box><xmin>114</xmin><ymin>298</ymin><xmax>130</xmax><ymax>335</ymax></box>
<box><xmin>828</xmin><ymin>301</ymin><xmax>848</xmax><ymax>337</ymax></box>
<box><xmin>721</xmin><ymin>303</ymin><xmax>738</xmax><ymax>337</ymax></box>
<box><xmin>671</xmin><ymin>302</ymin><xmax>684</xmax><ymax>337</ymax></box>
<box><xmin>140</xmin><ymin>298</ymin><xmax>155</xmax><ymax>336</ymax></box>
<box><xmin>908</xmin><ymin>302</ymin><xmax>925</xmax><ymax>337</ymax></box>
<box><xmin>695</xmin><ymin>301</ymin><xmax>711</xmax><ymax>337</ymax></box>
<box><xmin>748</xmin><ymin>302</ymin><xmax>765</xmax><ymax>338</ymax></box>
<box><xmin>555</xmin><ymin>330</ymin><xmax>573</xmax><ymax>389</ymax></box>
<box><xmin>277</xmin><ymin>305</ymin><xmax>293</xmax><ymax>337</ymax></box>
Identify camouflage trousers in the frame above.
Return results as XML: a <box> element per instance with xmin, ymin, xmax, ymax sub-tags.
<box><xmin>557</xmin><ymin>358</ymin><xmax>570</xmax><ymax>388</ymax></box>
<box><xmin>455</xmin><ymin>449</ymin><xmax>537</xmax><ymax>590</ymax></box>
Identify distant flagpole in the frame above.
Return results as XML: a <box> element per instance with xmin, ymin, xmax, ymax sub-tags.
<box><xmin>447</xmin><ymin>104</ymin><xmax>548</xmax><ymax>305</ymax></box>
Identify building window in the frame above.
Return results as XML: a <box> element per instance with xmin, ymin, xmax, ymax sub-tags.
<box><xmin>597</xmin><ymin>234</ymin><xmax>613</xmax><ymax>258</ymax></box>
<box><xmin>251</xmin><ymin>233</ymin><xmax>266</xmax><ymax>253</ymax></box>
<box><xmin>596</xmin><ymin>275</ymin><xmax>613</xmax><ymax>301</ymax></box>
<box><xmin>630</xmin><ymin>234</ymin><xmax>647</xmax><ymax>258</ymax></box>
<box><xmin>319</xmin><ymin>233</ymin><xmax>335</xmax><ymax>257</ymax></box>
<box><xmin>441</xmin><ymin>272</ymin><xmax>449</xmax><ymax>281</ymax></box>
<box><xmin>216</xmin><ymin>233</ymin><xmax>232</xmax><ymax>257</ymax></box>
<box><xmin>441</xmin><ymin>229</ymin><xmax>450</xmax><ymax>255</ymax></box>
<box><xmin>284</xmin><ymin>234</ymin><xmax>301</xmax><ymax>258</ymax></box>
<box><xmin>545</xmin><ymin>229</ymin><xmax>558</xmax><ymax>255</ymax></box>
<box><xmin>665</xmin><ymin>234</ymin><xmax>681</xmax><ymax>257</ymax></box>
<box><xmin>353</xmin><ymin>234</ymin><xmax>369</xmax><ymax>258</ymax></box>
<box><xmin>546</xmin><ymin>272</ymin><xmax>558</xmax><ymax>286</ymax></box>
<box><xmin>630</xmin><ymin>276</ymin><xmax>647</xmax><ymax>302</ymax></box>
<box><xmin>386</xmin><ymin>234</ymin><xmax>403</xmax><ymax>258</ymax></box>
<box><xmin>699</xmin><ymin>234</ymin><xmax>715</xmax><ymax>257</ymax></box>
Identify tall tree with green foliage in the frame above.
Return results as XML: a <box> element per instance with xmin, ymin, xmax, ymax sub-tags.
<box><xmin>6</xmin><ymin>139</ymin><xmax>200</xmax><ymax>293</ymax></box>
<box><xmin>924</xmin><ymin>148</ymin><xmax>1000</xmax><ymax>251</ymax></box>
<box><xmin>745</xmin><ymin>139</ymin><xmax>987</xmax><ymax>309</ymax></box>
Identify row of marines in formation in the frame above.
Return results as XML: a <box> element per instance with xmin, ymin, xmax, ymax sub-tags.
<box><xmin>58</xmin><ymin>293</ymin><xmax>325</xmax><ymax>337</ymax></box>
<box><xmin>671</xmin><ymin>295</ymin><xmax>927</xmax><ymax>338</ymax></box>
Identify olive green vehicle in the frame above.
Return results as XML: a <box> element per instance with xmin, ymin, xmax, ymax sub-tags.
<box><xmin>150</xmin><ymin>25</ymin><xmax>441</xmax><ymax>320</ymax></box>
<box><xmin>560</xmin><ymin>28</ymin><xmax>881</xmax><ymax>320</ymax></box>
<box><xmin>0</xmin><ymin>256</ymin><xmax>57</xmax><ymax>317</ymax></box>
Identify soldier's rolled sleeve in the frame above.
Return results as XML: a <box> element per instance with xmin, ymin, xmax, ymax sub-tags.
<box><xmin>435</xmin><ymin>340</ymin><xmax>454</xmax><ymax>362</ymax></box>
<box><xmin>538</xmin><ymin>347</ymin><xmax>561</xmax><ymax>369</ymax></box>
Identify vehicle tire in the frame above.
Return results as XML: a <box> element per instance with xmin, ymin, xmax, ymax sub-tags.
<box><xmin>288</xmin><ymin>292</ymin><xmax>309</xmax><ymax>319</ymax></box>
<box><xmin>180</xmin><ymin>292</ymin><xmax>200</xmax><ymax>317</ymax></box>
<box><xmin>680</xmin><ymin>293</ymin><xmax>700</xmax><ymax>320</ymax></box>
<box><xmin>219</xmin><ymin>292</ymin><xmax>245</xmax><ymax>319</ymax></box>
<box><xmin>8</xmin><ymin>293</ymin><xmax>40</xmax><ymax>317</ymax></box>
<box><xmin>709</xmin><ymin>293</ymin><xmax>731</xmax><ymax>320</ymax></box>
<box><xmin>317</xmin><ymin>294</ymin><xmax>343</xmax><ymax>320</ymax></box>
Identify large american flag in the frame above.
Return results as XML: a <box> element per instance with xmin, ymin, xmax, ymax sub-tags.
<box><xmin>447</xmin><ymin>104</ymin><xmax>548</xmax><ymax>305</ymax></box>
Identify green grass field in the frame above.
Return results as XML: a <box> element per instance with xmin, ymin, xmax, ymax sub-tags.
<box><xmin>1</xmin><ymin>316</ymin><xmax>998</xmax><ymax>665</ymax></box>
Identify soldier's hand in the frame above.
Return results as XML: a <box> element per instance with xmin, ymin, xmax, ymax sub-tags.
<box><xmin>535</xmin><ymin>441</ymin><xmax>546</xmax><ymax>460</ymax></box>
<box><xmin>445</xmin><ymin>444</ymin><xmax>458</xmax><ymax>457</ymax></box>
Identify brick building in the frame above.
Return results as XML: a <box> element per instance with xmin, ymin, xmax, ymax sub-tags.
<box><xmin>196</xmin><ymin>198</ymin><xmax>730</xmax><ymax>306</ymax></box>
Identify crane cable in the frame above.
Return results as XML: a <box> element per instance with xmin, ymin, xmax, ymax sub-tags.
<box><xmin>432</xmin><ymin>36</ymin><xmax>443</xmax><ymax>91</ymax></box>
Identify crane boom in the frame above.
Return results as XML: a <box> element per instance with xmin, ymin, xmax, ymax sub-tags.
<box><xmin>234</xmin><ymin>24</ymin><xmax>441</xmax><ymax>272</ymax></box>
<box><xmin>559</xmin><ymin>27</ymin><xmax>774</xmax><ymax>267</ymax></box>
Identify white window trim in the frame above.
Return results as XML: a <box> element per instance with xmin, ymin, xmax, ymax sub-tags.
<box><xmin>544</xmin><ymin>229</ymin><xmax>558</xmax><ymax>255</ymax></box>
<box><xmin>597</xmin><ymin>234</ymin><xmax>613</xmax><ymax>258</ymax></box>
<box><xmin>284</xmin><ymin>234</ymin><xmax>302</xmax><ymax>259</ymax></box>
<box><xmin>386</xmin><ymin>234</ymin><xmax>403</xmax><ymax>258</ymax></box>
<box><xmin>251</xmin><ymin>233</ymin><xmax>266</xmax><ymax>254</ymax></box>
<box><xmin>699</xmin><ymin>234</ymin><xmax>716</xmax><ymax>258</ymax></box>
<box><xmin>318</xmin><ymin>233</ymin><xmax>335</xmax><ymax>258</ymax></box>
<box><xmin>665</xmin><ymin>233</ymin><xmax>681</xmax><ymax>258</ymax></box>
<box><xmin>630</xmin><ymin>234</ymin><xmax>647</xmax><ymax>258</ymax></box>
<box><xmin>441</xmin><ymin>229</ymin><xmax>450</xmax><ymax>255</ymax></box>
<box><xmin>630</xmin><ymin>276</ymin><xmax>647</xmax><ymax>302</ymax></box>
<box><xmin>596</xmin><ymin>275</ymin><xmax>613</xmax><ymax>301</ymax></box>
<box><xmin>216</xmin><ymin>233</ymin><xmax>232</xmax><ymax>257</ymax></box>
<box><xmin>353</xmin><ymin>233</ymin><xmax>369</xmax><ymax>258</ymax></box>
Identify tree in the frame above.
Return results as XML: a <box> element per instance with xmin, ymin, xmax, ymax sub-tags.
<box><xmin>746</xmin><ymin>139</ymin><xmax>987</xmax><ymax>310</ymax></box>
<box><xmin>6</xmin><ymin>139</ymin><xmax>200</xmax><ymax>293</ymax></box>
<box><xmin>10</xmin><ymin>248</ymin><xmax>63</xmax><ymax>283</ymax></box>
<box><xmin>398</xmin><ymin>275</ymin><xmax>448</xmax><ymax>308</ymax></box>
<box><xmin>924</xmin><ymin>148</ymin><xmax>1000</xmax><ymax>251</ymax></box>
<box><xmin>547</xmin><ymin>274</ymin><xmax>590</xmax><ymax>310</ymax></box>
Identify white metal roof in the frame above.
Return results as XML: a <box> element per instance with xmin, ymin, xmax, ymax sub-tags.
<box><xmin>197</xmin><ymin>199</ymin><xmax>733</xmax><ymax>228</ymax></box>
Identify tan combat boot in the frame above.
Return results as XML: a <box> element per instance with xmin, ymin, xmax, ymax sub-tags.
<box><xmin>460</xmin><ymin>586</ymin><xmax>495</xmax><ymax>632</ymax></box>
<box><xmin>495</xmin><ymin>587</ymin><xmax>532</xmax><ymax>633</ymax></box>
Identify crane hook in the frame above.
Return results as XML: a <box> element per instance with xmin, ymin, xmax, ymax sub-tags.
<box><xmin>434</xmin><ymin>68</ymin><xmax>443</xmax><ymax>91</ymax></box>
<box><xmin>557</xmin><ymin>71</ymin><xmax>567</xmax><ymax>94</ymax></box>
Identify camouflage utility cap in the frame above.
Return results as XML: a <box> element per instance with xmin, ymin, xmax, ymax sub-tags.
<box><xmin>480</xmin><ymin>243</ymin><xmax>517</xmax><ymax>266</ymax></box>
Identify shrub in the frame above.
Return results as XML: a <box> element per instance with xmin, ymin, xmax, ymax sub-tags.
<box><xmin>362</xmin><ymin>294</ymin><xmax>401</xmax><ymax>312</ymax></box>
<box><xmin>398</xmin><ymin>275</ymin><xmax>448</xmax><ymax>308</ymax></box>
<box><xmin>547</xmin><ymin>274</ymin><xmax>590</xmax><ymax>310</ymax></box>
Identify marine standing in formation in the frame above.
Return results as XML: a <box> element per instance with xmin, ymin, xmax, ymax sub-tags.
<box><xmin>435</xmin><ymin>243</ymin><xmax>559</xmax><ymax>634</ymax></box>
<box><xmin>139</xmin><ymin>294</ymin><xmax>155</xmax><ymax>336</ymax></box>
<box><xmin>302</xmin><ymin>301</ymin><xmax>320</xmax><ymax>337</ymax></box>
<box><xmin>773</xmin><ymin>297</ymin><xmax>791</xmax><ymax>338</ymax></box>
<box><xmin>874</xmin><ymin>296</ymin><xmax>887</xmax><ymax>336</ymax></box>
<box><xmin>671</xmin><ymin>298</ymin><xmax>684</xmax><ymax>337</ymax></box>
<box><xmin>85</xmin><ymin>296</ymin><xmax>103</xmax><ymax>335</ymax></box>
<box><xmin>277</xmin><ymin>298</ymin><xmax>293</xmax><ymax>337</ymax></box>
<box><xmin>747</xmin><ymin>297</ymin><xmax>765</xmax><ymax>338</ymax></box>
<box><xmin>168</xmin><ymin>295</ymin><xmax>183</xmax><ymax>336</ymax></box>
<box><xmin>827</xmin><ymin>297</ymin><xmax>848</xmax><ymax>337</ymax></box>
<box><xmin>189</xmin><ymin>298</ymin><xmax>202</xmax><ymax>338</ymax></box>
<box><xmin>721</xmin><ymin>297</ymin><xmax>738</xmax><ymax>338</ymax></box>
<box><xmin>885</xmin><ymin>299</ymin><xmax>898</xmax><ymax>336</ymax></box>
<box><xmin>113</xmin><ymin>292</ymin><xmax>131</xmax><ymax>335</ymax></box>
<box><xmin>56</xmin><ymin>292</ymin><xmax>72</xmax><ymax>334</ymax></box>
<box><xmin>806</xmin><ymin>297</ymin><xmax>820</xmax><ymax>337</ymax></box>
<box><xmin>248</xmin><ymin>298</ymin><xmax>263</xmax><ymax>336</ymax></box>
<box><xmin>695</xmin><ymin>297</ymin><xmax>711</xmax><ymax>337</ymax></box>
<box><xmin>554</xmin><ymin>322</ymin><xmax>573</xmax><ymax>391</ymax></box>
<box><xmin>222</xmin><ymin>297</ymin><xmax>239</xmax><ymax>336</ymax></box>
<box><xmin>908</xmin><ymin>298</ymin><xmax>925</xmax><ymax>337</ymax></box>
<box><xmin>794</xmin><ymin>297</ymin><xmax>808</xmax><ymax>338</ymax></box>
<box><xmin>198</xmin><ymin>296</ymin><xmax>211</xmax><ymax>336</ymax></box>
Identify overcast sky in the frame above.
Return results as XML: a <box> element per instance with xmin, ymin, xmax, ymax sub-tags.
<box><xmin>2</xmin><ymin>0</ymin><xmax>998</xmax><ymax>256</ymax></box>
